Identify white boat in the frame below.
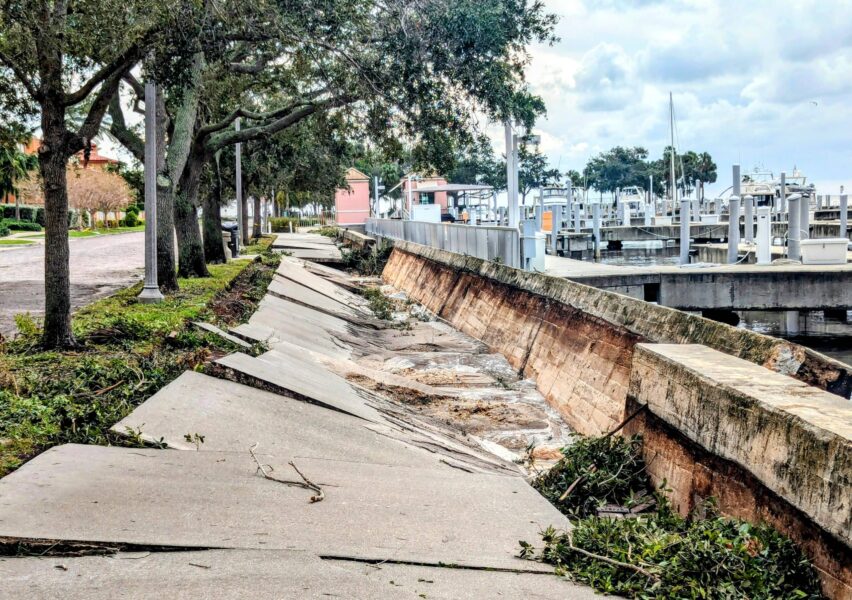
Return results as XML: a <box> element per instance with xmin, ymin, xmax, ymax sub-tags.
<box><xmin>739</xmin><ymin>167</ymin><xmax>816</xmax><ymax>210</ymax></box>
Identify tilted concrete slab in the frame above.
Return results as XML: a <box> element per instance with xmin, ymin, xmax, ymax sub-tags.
<box><xmin>268</xmin><ymin>277</ymin><xmax>364</xmax><ymax>321</ymax></box>
<box><xmin>273</xmin><ymin>233</ymin><xmax>338</xmax><ymax>246</ymax></box>
<box><xmin>111</xmin><ymin>371</ymin><xmax>444</xmax><ymax>469</ymax></box>
<box><xmin>279</xmin><ymin>248</ymin><xmax>344</xmax><ymax>263</ymax></box>
<box><xmin>215</xmin><ymin>351</ymin><xmax>382</xmax><ymax>422</ymax></box>
<box><xmin>0</xmin><ymin>550</ymin><xmax>423</xmax><ymax>600</ymax></box>
<box><xmin>276</xmin><ymin>257</ymin><xmax>370</xmax><ymax>309</ymax></box>
<box><xmin>0</xmin><ymin>444</ymin><xmax>565</xmax><ymax>572</ymax></box>
<box><xmin>191</xmin><ymin>321</ymin><xmax>253</xmax><ymax>349</ymax></box>
<box><xmin>631</xmin><ymin>343</ymin><xmax>852</xmax><ymax>546</ymax></box>
<box><xmin>233</xmin><ymin>296</ymin><xmax>354</xmax><ymax>359</ymax></box>
<box><xmin>329</xmin><ymin>560</ymin><xmax>606</xmax><ymax>599</ymax></box>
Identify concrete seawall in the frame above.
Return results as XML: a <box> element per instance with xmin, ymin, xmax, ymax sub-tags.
<box><xmin>382</xmin><ymin>241</ymin><xmax>852</xmax><ymax>597</ymax></box>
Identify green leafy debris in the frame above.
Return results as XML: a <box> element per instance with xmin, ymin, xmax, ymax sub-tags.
<box><xmin>0</xmin><ymin>255</ymin><xmax>280</xmax><ymax>477</ymax></box>
<box><xmin>525</xmin><ymin>434</ymin><xmax>825</xmax><ymax>599</ymax></box>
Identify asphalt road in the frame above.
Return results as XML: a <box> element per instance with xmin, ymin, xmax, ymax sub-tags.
<box><xmin>0</xmin><ymin>232</ymin><xmax>145</xmax><ymax>337</ymax></box>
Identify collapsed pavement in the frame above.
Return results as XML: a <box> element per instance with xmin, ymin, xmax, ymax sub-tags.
<box><xmin>0</xmin><ymin>243</ymin><xmax>596</xmax><ymax>599</ymax></box>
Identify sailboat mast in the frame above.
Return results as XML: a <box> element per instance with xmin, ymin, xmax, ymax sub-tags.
<box><xmin>669</xmin><ymin>92</ymin><xmax>677</xmax><ymax>208</ymax></box>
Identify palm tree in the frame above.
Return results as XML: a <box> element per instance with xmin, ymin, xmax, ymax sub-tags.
<box><xmin>0</xmin><ymin>145</ymin><xmax>39</xmax><ymax>220</ymax></box>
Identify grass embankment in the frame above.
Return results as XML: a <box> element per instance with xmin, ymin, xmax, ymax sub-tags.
<box><xmin>71</xmin><ymin>225</ymin><xmax>147</xmax><ymax>238</ymax></box>
<box><xmin>523</xmin><ymin>434</ymin><xmax>825</xmax><ymax>599</ymax></box>
<box><xmin>0</xmin><ymin>251</ymin><xmax>280</xmax><ymax>477</ymax></box>
<box><xmin>0</xmin><ymin>239</ymin><xmax>33</xmax><ymax>246</ymax></box>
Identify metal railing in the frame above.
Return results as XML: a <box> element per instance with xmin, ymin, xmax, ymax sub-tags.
<box><xmin>366</xmin><ymin>218</ymin><xmax>520</xmax><ymax>268</ymax></box>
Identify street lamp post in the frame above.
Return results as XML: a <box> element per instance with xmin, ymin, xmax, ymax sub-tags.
<box><xmin>137</xmin><ymin>79</ymin><xmax>164</xmax><ymax>304</ymax></box>
<box><xmin>235</xmin><ymin>118</ymin><xmax>244</xmax><ymax>245</ymax></box>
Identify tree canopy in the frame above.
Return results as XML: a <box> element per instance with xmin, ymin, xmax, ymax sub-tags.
<box><xmin>0</xmin><ymin>0</ymin><xmax>557</xmax><ymax>347</ymax></box>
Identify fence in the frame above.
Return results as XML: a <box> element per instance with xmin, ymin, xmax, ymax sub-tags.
<box><xmin>366</xmin><ymin>218</ymin><xmax>520</xmax><ymax>268</ymax></box>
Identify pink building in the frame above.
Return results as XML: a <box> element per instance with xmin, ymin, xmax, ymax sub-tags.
<box><xmin>401</xmin><ymin>174</ymin><xmax>449</xmax><ymax>214</ymax></box>
<box><xmin>334</xmin><ymin>167</ymin><xmax>371</xmax><ymax>226</ymax></box>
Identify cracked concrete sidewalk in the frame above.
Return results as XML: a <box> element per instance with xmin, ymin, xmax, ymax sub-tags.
<box><xmin>0</xmin><ymin>236</ymin><xmax>598</xmax><ymax>599</ymax></box>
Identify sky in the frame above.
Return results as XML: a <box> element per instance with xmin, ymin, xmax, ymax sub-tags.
<box><xmin>98</xmin><ymin>0</ymin><xmax>852</xmax><ymax>201</ymax></box>
<box><xmin>490</xmin><ymin>0</ymin><xmax>852</xmax><ymax>198</ymax></box>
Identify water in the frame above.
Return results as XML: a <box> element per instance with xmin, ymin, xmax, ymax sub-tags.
<box><xmin>581</xmin><ymin>242</ymin><xmax>852</xmax><ymax>367</ymax></box>
<box><xmin>737</xmin><ymin>310</ymin><xmax>852</xmax><ymax>367</ymax></box>
<box><xmin>592</xmin><ymin>241</ymin><xmax>681</xmax><ymax>267</ymax></box>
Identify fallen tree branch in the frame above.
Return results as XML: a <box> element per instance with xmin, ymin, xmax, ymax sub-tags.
<box><xmin>566</xmin><ymin>535</ymin><xmax>659</xmax><ymax>581</ymax></box>
<box><xmin>249</xmin><ymin>443</ymin><xmax>324</xmax><ymax>503</ymax></box>
<box><xmin>558</xmin><ymin>404</ymin><xmax>648</xmax><ymax>502</ymax></box>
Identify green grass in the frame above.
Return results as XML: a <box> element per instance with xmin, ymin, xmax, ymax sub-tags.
<box><xmin>242</xmin><ymin>234</ymin><xmax>275</xmax><ymax>255</ymax></box>
<box><xmin>0</xmin><ymin>239</ymin><xmax>34</xmax><ymax>246</ymax></box>
<box><xmin>18</xmin><ymin>233</ymin><xmax>44</xmax><ymax>239</ymax></box>
<box><xmin>0</xmin><ymin>254</ymin><xmax>280</xmax><ymax>477</ymax></box>
<box><xmin>69</xmin><ymin>225</ymin><xmax>146</xmax><ymax>238</ymax></box>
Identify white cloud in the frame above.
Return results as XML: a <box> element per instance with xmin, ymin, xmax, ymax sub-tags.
<box><xmin>520</xmin><ymin>0</ymin><xmax>852</xmax><ymax>196</ymax></box>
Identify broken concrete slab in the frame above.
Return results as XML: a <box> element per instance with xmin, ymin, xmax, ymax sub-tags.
<box><xmin>0</xmin><ymin>444</ymin><xmax>566</xmax><ymax>572</ymax></box>
<box><xmin>278</xmin><ymin>248</ymin><xmax>344</xmax><ymax>263</ymax></box>
<box><xmin>268</xmin><ymin>277</ymin><xmax>364</xmax><ymax>321</ymax></box>
<box><xmin>112</xmin><ymin>371</ymin><xmax>444</xmax><ymax>469</ymax></box>
<box><xmin>0</xmin><ymin>550</ymin><xmax>423</xmax><ymax>600</ymax></box>
<box><xmin>233</xmin><ymin>296</ymin><xmax>354</xmax><ymax>359</ymax></box>
<box><xmin>191</xmin><ymin>321</ymin><xmax>253</xmax><ymax>349</ymax></box>
<box><xmin>329</xmin><ymin>560</ymin><xmax>606</xmax><ymax>599</ymax></box>
<box><xmin>215</xmin><ymin>351</ymin><xmax>382</xmax><ymax>422</ymax></box>
<box><xmin>273</xmin><ymin>233</ymin><xmax>338</xmax><ymax>246</ymax></box>
<box><xmin>276</xmin><ymin>257</ymin><xmax>370</xmax><ymax>310</ymax></box>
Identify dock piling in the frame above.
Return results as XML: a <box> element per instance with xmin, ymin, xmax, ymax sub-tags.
<box><xmin>679</xmin><ymin>198</ymin><xmax>690</xmax><ymax>265</ymax></box>
<box><xmin>787</xmin><ymin>193</ymin><xmax>801</xmax><ymax>261</ymax></box>
<box><xmin>727</xmin><ymin>195</ymin><xmax>740</xmax><ymax>263</ymax></box>
<box><xmin>744</xmin><ymin>194</ymin><xmax>754</xmax><ymax>244</ymax></box>
<box><xmin>756</xmin><ymin>206</ymin><xmax>771</xmax><ymax>265</ymax></box>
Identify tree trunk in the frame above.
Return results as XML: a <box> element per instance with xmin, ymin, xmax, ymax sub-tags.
<box><xmin>39</xmin><ymin>117</ymin><xmax>76</xmax><ymax>349</ymax></box>
<box><xmin>252</xmin><ymin>194</ymin><xmax>262</xmax><ymax>238</ymax></box>
<box><xmin>14</xmin><ymin>193</ymin><xmax>20</xmax><ymax>220</ymax></box>
<box><xmin>203</xmin><ymin>153</ymin><xmax>226</xmax><ymax>264</ymax></box>
<box><xmin>155</xmin><ymin>90</ymin><xmax>179</xmax><ymax>292</ymax></box>
<box><xmin>175</xmin><ymin>153</ymin><xmax>209</xmax><ymax>278</ymax></box>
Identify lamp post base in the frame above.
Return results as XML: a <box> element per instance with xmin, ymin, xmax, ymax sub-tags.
<box><xmin>137</xmin><ymin>285</ymin><xmax>165</xmax><ymax>304</ymax></box>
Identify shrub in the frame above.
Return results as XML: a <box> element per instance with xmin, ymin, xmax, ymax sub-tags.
<box><xmin>0</xmin><ymin>205</ymin><xmax>74</xmax><ymax>226</ymax></box>
<box><xmin>4</xmin><ymin>220</ymin><xmax>42</xmax><ymax>232</ymax></box>
<box><xmin>270</xmin><ymin>216</ymin><xmax>299</xmax><ymax>232</ymax></box>
<box><xmin>0</xmin><ymin>221</ymin><xmax>10</xmax><ymax>237</ymax></box>
<box><xmin>123</xmin><ymin>211</ymin><xmax>139</xmax><ymax>227</ymax></box>
<box><xmin>362</xmin><ymin>287</ymin><xmax>394</xmax><ymax>320</ymax></box>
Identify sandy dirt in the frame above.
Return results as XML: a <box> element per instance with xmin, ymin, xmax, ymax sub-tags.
<box><xmin>0</xmin><ymin>232</ymin><xmax>144</xmax><ymax>337</ymax></box>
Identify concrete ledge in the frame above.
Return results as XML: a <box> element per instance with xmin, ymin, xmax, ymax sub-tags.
<box><xmin>629</xmin><ymin>343</ymin><xmax>852</xmax><ymax>547</ymax></box>
<box><xmin>342</xmin><ymin>228</ymin><xmax>375</xmax><ymax>250</ymax></box>
<box><xmin>387</xmin><ymin>240</ymin><xmax>852</xmax><ymax>399</ymax></box>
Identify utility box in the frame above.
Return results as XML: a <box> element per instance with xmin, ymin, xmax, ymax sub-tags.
<box><xmin>521</xmin><ymin>219</ymin><xmax>546</xmax><ymax>272</ymax></box>
<box><xmin>800</xmin><ymin>238</ymin><xmax>849</xmax><ymax>265</ymax></box>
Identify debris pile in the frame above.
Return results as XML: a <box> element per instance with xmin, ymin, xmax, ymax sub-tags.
<box><xmin>524</xmin><ymin>434</ymin><xmax>826</xmax><ymax>599</ymax></box>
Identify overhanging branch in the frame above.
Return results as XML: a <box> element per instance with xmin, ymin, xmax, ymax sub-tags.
<box><xmin>205</xmin><ymin>94</ymin><xmax>354</xmax><ymax>152</ymax></box>
<box><xmin>0</xmin><ymin>49</ymin><xmax>41</xmax><ymax>100</ymax></box>
<box><xmin>108</xmin><ymin>93</ymin><xmax>145</xmax><ymax>162</ymax></box>
<box><xmin>62</xmin><ymin>28</ymin><xmax>157</xmax><ymax>107</ymax></box>
<box><xmin>195</xmin><ymin>88</ymin><xmax>330</xmax><ymax>139</ymax></box>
